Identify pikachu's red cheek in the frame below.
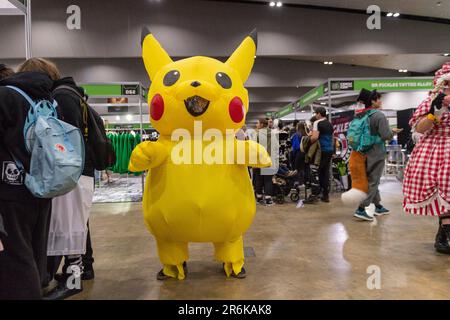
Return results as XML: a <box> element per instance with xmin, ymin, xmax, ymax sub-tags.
<box><xmin>229</xmin><ymin>97</ymin><xmax>245</xmax><ymax>123</ymax></box>
<box><xmin>150</xmin><ymin>94</ymin><xmax>164</xmax><ymax>121</ymax></box>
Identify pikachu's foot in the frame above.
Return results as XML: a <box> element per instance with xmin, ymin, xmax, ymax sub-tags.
<box><xmin>222</xmin><ymin>261</ymin><xmax>246</xmax><ymax>279</ymax></box>
<box><xmin>157</xmin><ymin>262</ymin><xmax>187</xmax><ymax>281</ymax></box>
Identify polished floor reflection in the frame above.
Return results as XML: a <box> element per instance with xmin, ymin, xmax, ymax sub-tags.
<box><xmin>72</xmin><ymin>180</ymin><xmax>450</xmax><ymax>300</ymax></box>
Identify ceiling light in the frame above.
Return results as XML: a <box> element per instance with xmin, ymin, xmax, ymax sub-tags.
<box><xmin>393</xmin><ymin>13</ymin><xmax>400</xmax><ymax>17</ymax></box>
<box><xmin>269</xmin><ymin>1</ymin><xmax>276</xmax><ymax>6</ymax></box>
<box><xmin>387</xmin><ymin>12</ymin><xmax>393</xmax><ymax>17</ymax></box>
<box><xmin>398</xmin><ymin>69</ymin><xmax>408</xmax><ymax>73</ymax></box>
<box><xmin>126</xmin><ymin>114</ymin><xmax>132</xmax><ymax>121</ymax></box>
<box><xmin>321</xmin><ymin>102</ymin><xmax>327</xmax><ymax>105</ymax></box>
<box><xmin>115</xmin><ymin>116</ymin><xmax>121</xmax><ymax>121</ymax></box>
<box><xmin>444</xmin><ymin>53</ymin><xmax>449</xmax><ymax>56</ymax></box>
<box><xmin>324</xmin><ymin>61</ymin><xmax>333</xmax><ymax>65</ymax></box>
<box><xmin>437</xmin><ymin>2</ymin><xmax>442</xmax><ymax>6</ymax></box>
<box><xmin>276</xmin><ymin>2</ymin><xmax>282</xmax><ymax>7</ymax></box>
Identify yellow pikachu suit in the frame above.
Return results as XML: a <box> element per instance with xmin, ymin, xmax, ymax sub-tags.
<box><xmin>129</xmin><ymin>28</ymin><xmax>272</xmax><ymax>280</ymax></box>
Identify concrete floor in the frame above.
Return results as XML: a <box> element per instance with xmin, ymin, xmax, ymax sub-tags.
<box><xmin>73</xmin><ymin>179</ymin><xmax>450</xmax><ymax>300</ymax></box>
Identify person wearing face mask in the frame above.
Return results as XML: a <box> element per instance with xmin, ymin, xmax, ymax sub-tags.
<box><xmin>403</xmin><ymin>62</ymin><xmax>450</xmax><ymax>254</ymax></box>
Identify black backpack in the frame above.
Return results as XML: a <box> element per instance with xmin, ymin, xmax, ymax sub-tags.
<box><xmin>54</xmin><ymin>85</ymin><xmax>116</xmax><ymax>171</ymax></box>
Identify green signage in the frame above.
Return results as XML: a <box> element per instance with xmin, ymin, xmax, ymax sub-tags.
<box><xmin>329</xmin><ymin>79</ymin><xmax>434</xmax><ymax>92</ymax></box>
<box><xmin>81</xmin><ymin>84</ymin><xmax>122</xmax><ymax>97</ymax></box>
<box><xmin>276</xmin><ymin>104</ymin><xmax>294</xmax><ymax>118</ymax></box>
<box><xmin>297</xmin><ymin>85</ymin><xmax>325</xmax><ymax>109</ymax></box>
<box><xmin>81</xmin><ymin>84</ymin><xmax>141</xmax><ymax>97</ymax></box>
<box><xmin>275</xmin><ymin>84</ymin><xmax>324</xmax><ymax>118</ymax></box>
<box><xmin>354</xmin><ymin>79</ymin><xmax>433</xmax><ymax>91</ymax></box>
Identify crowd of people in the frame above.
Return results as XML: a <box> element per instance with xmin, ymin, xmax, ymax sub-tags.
<box><xmin>0</xmin><ymin>59</ymin><xmax>105</xmax><ymax>300</ymax></box>
<box><xmin>1</xmin><ymin>58</ymin><xmax>449</xmax><ymax>299</ymax></box>
<box><xmin>243</xmin><ymin>106</ymin><xmax>342</xmax><ymax>207</ymax></box>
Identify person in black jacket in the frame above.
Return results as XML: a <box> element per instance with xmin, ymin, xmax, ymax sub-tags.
<box><xmin>44</xmin><ymin>76</ymin><xmax>97</xmax><ymax>300</ymax></box>
<box><xmin>0</xmin><ymin>61</ymin><xmax>59</xmax><ymax>299</ymax></box>
<box><xmin>0</xmin><ymin>63</ymin><xmax>14</xmax><ymax>255</ymax></box>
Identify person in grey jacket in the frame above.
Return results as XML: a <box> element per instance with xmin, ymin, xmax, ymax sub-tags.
<box><xmin>354</xmin><ymin>90</ymin><xmax>403</xmax><ymax>221</ymax></box>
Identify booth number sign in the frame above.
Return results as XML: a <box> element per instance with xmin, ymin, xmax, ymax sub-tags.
<box><xmin>121</xmin><ymin>85</ymin><xmax>140</xmax><ymax>96</ymax></box>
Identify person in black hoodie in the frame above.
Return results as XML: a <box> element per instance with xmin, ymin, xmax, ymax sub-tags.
<box><xmin>44</xmin><ymin>76</ymin><xmax>97</xmax><ymax>300</ymax></box>
<box><xmin>0</xmin><ymin>64</ymin><xmax>14</xmax><ymax>255</ymax></box>
<box><xmin>0</xmin><ymin>61</ymin><xmax>58</xmax><ymax>299</ymax></box>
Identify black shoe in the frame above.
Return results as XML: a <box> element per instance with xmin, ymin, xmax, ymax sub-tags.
<box><xmin>43</xmin><ymin>280</ymin><xmax>83</xmax><ymax>300</ymax></box>
<box><xmin>156</xmin><ymin>262</ymin><xmax>188</xmax><ymax>280</ymax></box>
<box><xmin>321</xmin><ymin>196</ymin><xmax>330</xmax><ymax>203</ymax></box>
<box><xmin>231</xmin><ymin>267</ymin><xmax>246</xmax><ymax>279</ymax></box>
<box><xmin>82</xmin><ymin>267</ymin><xmax>95</xmax><ymax>281</ymax></box>
<box><xmin>434</xmin><ymin>225</ymin><xmax>450</xmax><ymax>254</ymax></box>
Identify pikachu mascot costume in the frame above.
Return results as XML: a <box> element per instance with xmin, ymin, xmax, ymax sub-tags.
<box><xmin>129</xmin><ymin>28</ymin><xmax>272</xmax><ymax>280</ymax></box>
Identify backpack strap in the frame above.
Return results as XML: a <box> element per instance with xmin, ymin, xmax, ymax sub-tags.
<box><xmin>53</xmin><ymin>85</ymin><xmax>84</xmax><ymax>99</ymax></box>
<box><xmin>53</xmin><ymin>85</ymin><xmax>89</xmax><ymax>139</ymax></box>
<box><xmin>6</xmin><ymin>86</ymin><xmax>36</xmax><ymax>108</ymax></box>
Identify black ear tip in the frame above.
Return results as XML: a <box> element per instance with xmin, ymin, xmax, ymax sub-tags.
<box><xmin>249</xmin><ymin>28</ymin><xmax>258</xmax><ymax>48</ymax></box>
<box><xmin>141</xmin><ymin>26</ymin><xmax>152</xmax><ymax>45</ymax></box>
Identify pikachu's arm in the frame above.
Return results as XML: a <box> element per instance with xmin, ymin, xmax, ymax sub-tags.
<box><xmin>129</xmin><ymin>141</ymin><xmax>169</xmax><ymax>172</ymax></box>
<box><xmin>235</xmin><ymin>140</ymin><xmax>272</xmax><ymax>168</ymax></box>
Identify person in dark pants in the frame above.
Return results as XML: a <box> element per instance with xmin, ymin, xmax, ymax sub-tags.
<box><xmin>45</xmin><ymin>75</ymin><xmax>98</xmax><ymax>300</ymax></box>
<box><xmin>310</xmin><ymin>107</ymin><xmax>334</xmax><ymax>203</ymax></box>
<box><xmin>0</xmin><ymin>60</ymin><xmax>60</xmax><ymax>299</ymax></box>
<box><xmin>252</xmin><ymin>118</ymin><xmax>276</xmax><ymax>206</ymax></box>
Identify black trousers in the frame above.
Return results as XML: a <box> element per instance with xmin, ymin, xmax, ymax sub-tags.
<box><xmin>317</xmin><ymin>151</ymin><xmax>333</xmax><ymax>198</ymax></box>
<box><xmin>253</xmin><ymin>168</ymin><xmax>273</xmax><ymax>197</ymax></box>
<box><xmin>0</xmin><ymin>199</ymin><xmax>51</xmax><ymax>299</ymax></box>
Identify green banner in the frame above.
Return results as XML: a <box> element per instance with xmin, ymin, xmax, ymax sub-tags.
<box><xmin>81</xmin><ymin>84</ymin><xmax>141</xmax><ymax>97</ymax></box>
<box><xmin>276</xmin><ymin>104</ymin><xmax>294</xmax><ymax>118</ymax></box>
<box><xmin>296</xmin><ymin>84</ymin><xmax>325</xmax><ymax>109</ymax></box>
<box><xmin>275</xmin><ymin>84</ymin><xmax>324</xmax><ymax>118</ymax></box>
<box><xmin>81</xmin><ymin>84</ymin><xmax>122</xmax><ymax>97</ymax></box>
<box><xmin>354</xmin><ymin>79</ymin><xmax>433</xmax><ymax>91</ymax></box>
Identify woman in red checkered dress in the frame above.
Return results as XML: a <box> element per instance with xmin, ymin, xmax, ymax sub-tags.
<box><xmin>403</xmin><ymin>62</ymin><xmax>450</xmax><ymax>254</ymax></box>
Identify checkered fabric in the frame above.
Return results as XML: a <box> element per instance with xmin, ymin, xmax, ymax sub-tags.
<box><xmin>403</xmin><ymin>96</ymin><xmax>450</xmax><ymax>216</ymax></box>
<box><xmin>434</xmin><ymin>62</ymin><xmax>450</xmax><ymax>86</ymax></box>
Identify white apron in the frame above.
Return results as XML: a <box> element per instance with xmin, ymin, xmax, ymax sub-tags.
<box><xmin>47</xmin><ymin>176</ymin><xmax>94</xmax><ymax>256</ymax></box>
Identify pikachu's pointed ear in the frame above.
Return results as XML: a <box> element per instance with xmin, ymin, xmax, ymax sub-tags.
<box><xmin>141</xmin><ymin>27</ymin><xmax>173</xmax><ymax>81</ymax></box>
<box><xmin>226</xmin><ymin>29</ymin><xmax>257</xmax><ymax>83</ymax></box>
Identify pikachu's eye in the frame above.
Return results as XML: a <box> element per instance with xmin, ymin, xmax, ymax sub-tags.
<box><xmin>216</xmin><ymin>72</ymin><xmax>232</xmax><ymax>89</ymax></box>
<box><xmin>163</xmin><ymin>70</ymin><xmax>180</xmax><ymax>86</ymax></box>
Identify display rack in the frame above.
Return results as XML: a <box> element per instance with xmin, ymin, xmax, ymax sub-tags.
<box><xmin>80</xmin><ymin>82</ymin><xmax>148</xmax><ymax>203</ymax></box>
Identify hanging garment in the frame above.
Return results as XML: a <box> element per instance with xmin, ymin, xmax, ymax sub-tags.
<box><xmin>47</xmin><ymin>176</ymin><xmax>94</xmax><ymax>256</ymax></box>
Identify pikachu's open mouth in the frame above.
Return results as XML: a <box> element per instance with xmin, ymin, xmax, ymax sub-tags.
<box><xmin>184</xmin><ymin>95</ymin><xmax>210</xmax><ymax>117</ymax></box>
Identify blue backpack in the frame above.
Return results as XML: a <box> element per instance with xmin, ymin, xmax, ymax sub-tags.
<box><xmin>347</xmin><ymin>109</ymin><xmax>383</xmax><ymax>153</ymax></box>
<box><xmin>7</xmin><ymin>86</ymin><xmax>84</xmax><ymax>198</ymax></box>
